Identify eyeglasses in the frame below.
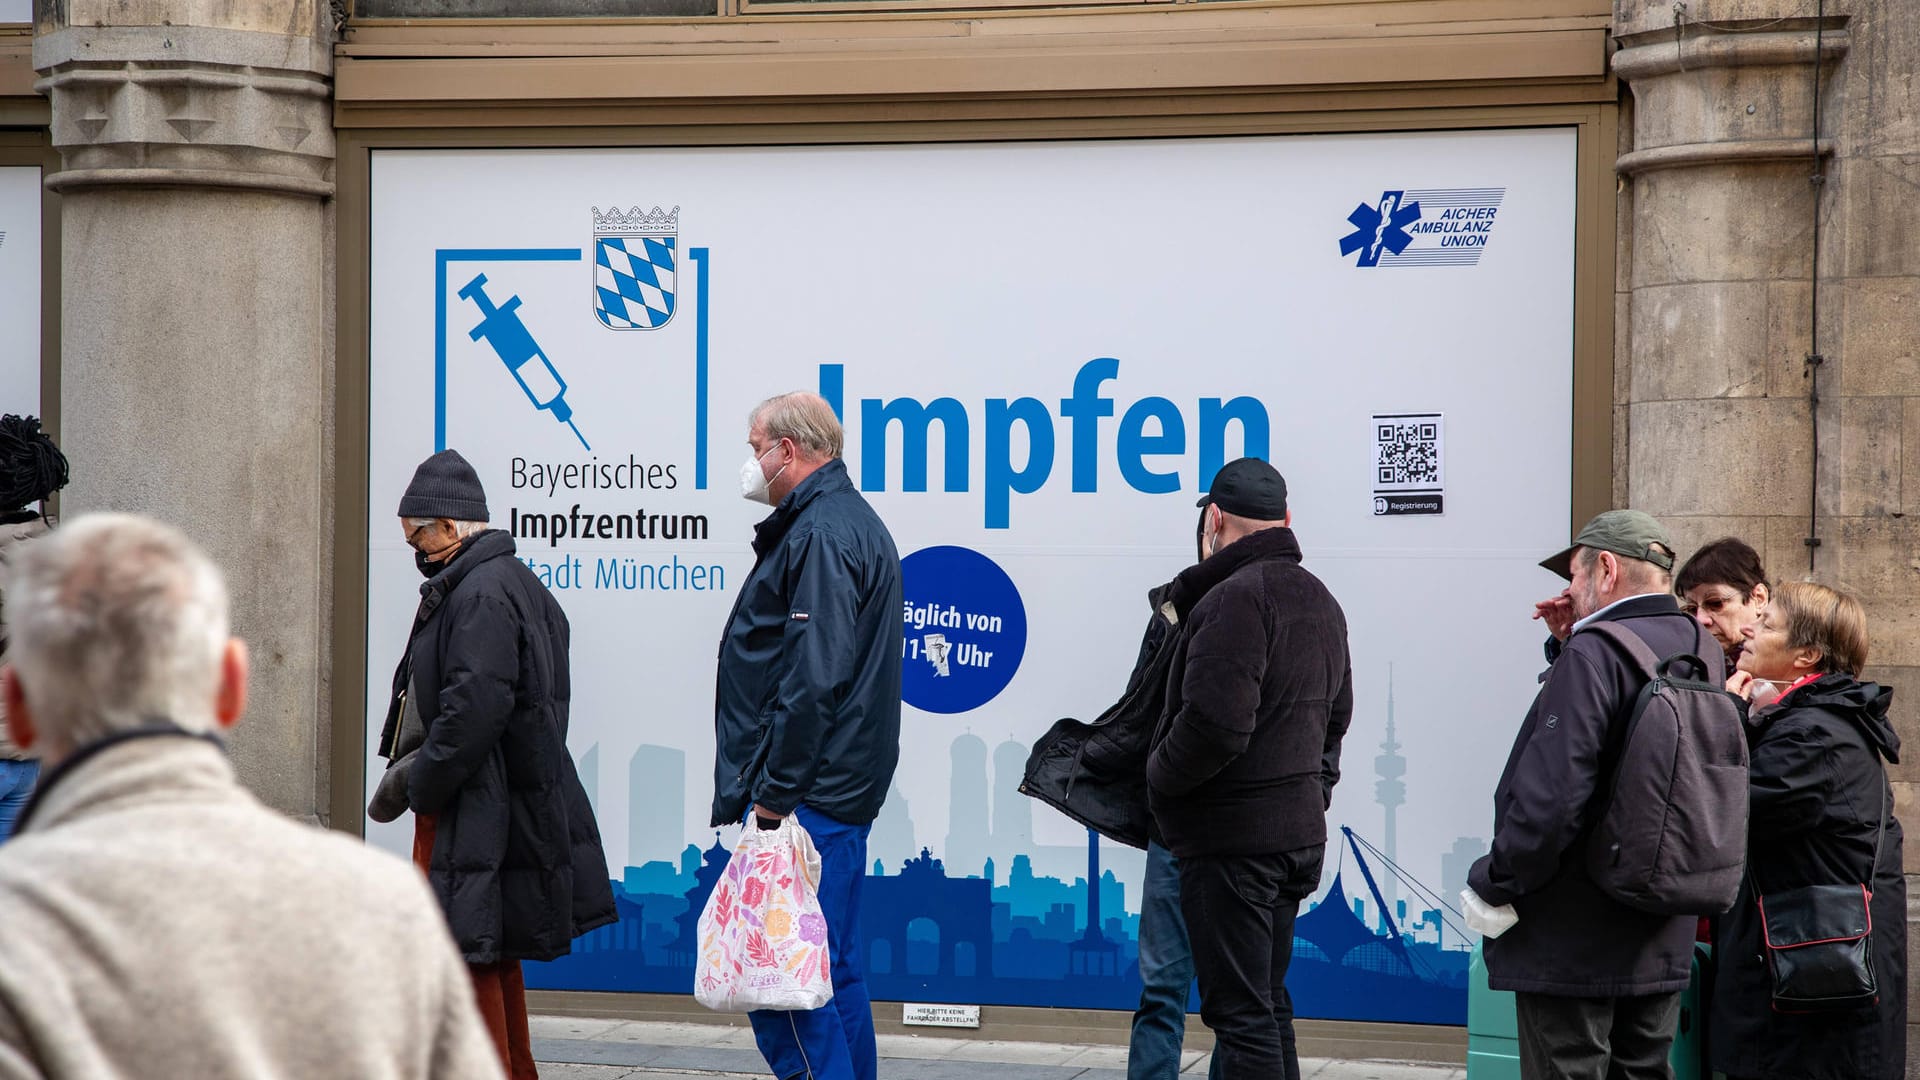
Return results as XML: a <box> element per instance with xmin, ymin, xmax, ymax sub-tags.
<box><xmin>1680</xmin><ymin>588</ymin><xmax>1751</xmax><ymax>617</ymax></box>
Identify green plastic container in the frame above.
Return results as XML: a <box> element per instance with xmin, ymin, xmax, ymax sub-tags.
<box><xmin>1466</xmin><ymin>941</ymin><xmax>1710</xmax><ymax>1080</ymax></box>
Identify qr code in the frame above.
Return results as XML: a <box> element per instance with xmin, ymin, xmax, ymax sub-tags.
<box><xmin>1373</xmin><ymin>415</ymin><xmax>1443</xmax><ymax>490</ymax></box>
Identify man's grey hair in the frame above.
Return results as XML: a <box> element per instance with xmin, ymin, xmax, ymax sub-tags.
<box><xmin>1578</xmin><ymin>543</ymin><xmax>1674</xmax><ymax>591</ymax></box>
<box><xmin>751</xmin><ymin>392</ymin><xmax>843</xmax><ymax>460</ymax></box>
<box><xmin>5</xmin><ymin>513</ymin><xmax>230</xmax><ymax>751</ymax></box>
<box><xmin>405</xmin><ymin>518</ymin><xmax>488</xmax><ymax>539</ymax></box>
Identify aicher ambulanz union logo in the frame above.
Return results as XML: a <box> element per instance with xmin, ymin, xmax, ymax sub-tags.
<box><xmin>592</xmin><ymin>205</ymin><xmax>679</xmax><ymax>329</ymax></box>
<box><xmin>1338</xmin><ymin>188</ymin><xmax>1507</xmax><ymax>268</ymax></box>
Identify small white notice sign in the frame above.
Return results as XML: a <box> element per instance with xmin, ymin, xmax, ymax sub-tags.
<box><xmin>902</xmin><ymin>1003</ymin><xmax>981</xmax><ymax>1028</ymax></box>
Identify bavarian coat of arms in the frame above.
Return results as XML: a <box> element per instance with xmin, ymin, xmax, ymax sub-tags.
<box><xmin>592</xmin><ymin>205</ymin><xmax>679</xmax><ymax>330</ymax></box>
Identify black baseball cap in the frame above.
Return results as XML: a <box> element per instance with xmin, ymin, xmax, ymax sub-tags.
<box><xmin>1197</xmin><ymin>458</ymin><xmax>1289</xmax><ymax>520</ymax></box>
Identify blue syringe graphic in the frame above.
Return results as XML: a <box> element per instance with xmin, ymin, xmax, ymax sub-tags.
<box><xmin>458</xmin><ymin>273</ymin><xmax>590</xmax><ymax>450</ymax></box>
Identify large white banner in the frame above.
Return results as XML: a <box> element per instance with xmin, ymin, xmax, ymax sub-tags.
<box><xmin>0</xmin><ymin>167</ymin><xmax>39</xmax><ymax>415</ymax></box>
<box><xmin>367</xmin><ymin>129</ymin><xmax>1577</xmax><ymax>1022</ymax></box>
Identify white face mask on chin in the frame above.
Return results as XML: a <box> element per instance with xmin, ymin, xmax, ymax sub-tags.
<box><xmin>739</xmin><ymin>444</ymin><xmax>788</xmax><ymax>505</ymax></box>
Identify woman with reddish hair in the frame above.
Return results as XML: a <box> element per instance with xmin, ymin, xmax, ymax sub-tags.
<box><xmin>1714</xmin><ymin>581</ymin><xmax>1906</xmax><ymax>1079</ymax></box>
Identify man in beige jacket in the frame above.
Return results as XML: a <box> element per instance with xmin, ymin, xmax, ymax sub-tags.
<box><xmin>0</xmin><ymin>513</ymin><xmax>503</xmax><ymax>1080</ymax></box>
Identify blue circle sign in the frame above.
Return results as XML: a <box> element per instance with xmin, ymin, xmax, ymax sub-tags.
<box><xmin>899</xmin><ymin>546</ymin><xmax>1027</xmax><ymax>714</ymax></box>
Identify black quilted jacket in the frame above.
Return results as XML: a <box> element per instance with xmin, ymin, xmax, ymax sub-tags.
<box><xmin>388</xmin><ymin>529</ymin><xmax>616</xmax><ymax>964</ymax></box>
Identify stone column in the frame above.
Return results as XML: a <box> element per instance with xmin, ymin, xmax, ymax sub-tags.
<box><xmin>33</xmin><ymin>2</ymin><xmax>335</xmax><ymax>821</ymax></box>
<box><xmin>1615</xmin><ymin>1</ymin><xmax>1920</xmax><ymax>1066</ymax></box>
<box><xmin>1612</xmin><ymin>8</ymin><xmax>1841</xmax><ymax>562</ymax></box>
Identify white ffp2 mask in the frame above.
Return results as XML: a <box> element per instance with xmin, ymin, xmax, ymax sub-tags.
<box><xmin>739</xmin><ymin>445</ymin><xmax>787</xmax><ymax>505</ymax></box>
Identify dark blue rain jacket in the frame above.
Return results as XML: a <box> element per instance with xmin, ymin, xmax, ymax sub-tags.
<box><xmin>710</xmin><ymin>459</ymin><xmax>903</xmax><ymax>827</ymax></box>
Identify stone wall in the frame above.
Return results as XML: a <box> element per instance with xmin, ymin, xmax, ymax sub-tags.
<box><xmin>1613</xmin><ymin>0</ymin><xmax>1919</xmax><ymax>1068</ymax></box>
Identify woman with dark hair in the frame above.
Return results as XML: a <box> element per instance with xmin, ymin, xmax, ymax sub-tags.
<box><xmin>1674</xmin><ymin>536</ymin><xmax>1768</xmax><ymax>677</ymax></box>
<box><xmin>0</xmin><ymin>414</ymin><xmax>67</xmax><ymax>842</ymax></box>
<box><xmin>1713</xmin><ymin>581</ymin><xmax>1907</xmax><ymax>1079</ymax></box>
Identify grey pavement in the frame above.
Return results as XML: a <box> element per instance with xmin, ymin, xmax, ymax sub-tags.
<box><xmin>531</xmin><ymin>1016</ymin><xmax>1467</xmax><ymax>1080</ymax></box>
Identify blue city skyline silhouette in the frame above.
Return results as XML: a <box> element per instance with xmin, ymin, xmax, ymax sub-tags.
<box><xmin>530</xmin><ymin>671</ymin><xmax>1484</xmax><ymax>1024</ymax></box>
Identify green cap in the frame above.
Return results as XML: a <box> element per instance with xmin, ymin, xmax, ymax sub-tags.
<box><xmin>1540</xmin><ymin>509</ymin><xmax>1676</xmax><ymax>580</ymax></box>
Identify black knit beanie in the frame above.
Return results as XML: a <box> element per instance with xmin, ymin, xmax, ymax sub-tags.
<box><xmin>397</xmin><ymin>449</ymin><xmax>489</xmax><ymax>521</ymax></box>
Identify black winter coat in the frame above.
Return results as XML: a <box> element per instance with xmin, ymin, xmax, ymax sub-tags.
<box><xmin>386</xmin><ymin>529</ymin><xmax>616</xmax><ymax>964</ymax></box>
<box><xmin>1470</xmin><ymin>594</ymin><xmax>1709</xmax><ymax>995</ymax></box>
<box><xmin>1146</xmin><ymin>526</ymin><xmax>1353</xmax><ymax>858</ymax></box>
<box><xmin>1019</xmin><ymin>585</ymin><xmax>1178</xmax><ymax>850</ymax></box>
<box><xmin>710</xmin><ymin>460</ymin><xmax>903</xmax><ymax>827</ymax></box>
<box><xmin>1710</xmin><ymin>675</ymin><xmax>1907</xmax><ymax>1080</ymax></box>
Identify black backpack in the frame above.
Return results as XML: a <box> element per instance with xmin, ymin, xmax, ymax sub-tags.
<box><xmin>1577</xmin><ymin>621</ymin><xmax>1750</xmax><ymax>916</ymax></box>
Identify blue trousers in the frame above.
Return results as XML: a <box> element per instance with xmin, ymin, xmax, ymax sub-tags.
<box><xmin>1129</xmin><ymin>841</ymin><xmax>1221</xmax><ymax>1080</ymax></box>
<box><xmin>1130</xmin><ymin>841</ymin><xmax>1193</xmax><ymax>1080</ymax></box>
<box><xmin>748</xmin><ymin>805</ymin><xmax>876</xmax><ymax>1080</ymax></box>
<box><xmin>0</xmin><ymin>760</ymin><xmax>38</xmax><ymax>843</ymax></box>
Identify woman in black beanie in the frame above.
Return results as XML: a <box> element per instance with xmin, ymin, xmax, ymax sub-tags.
<box><xmin>0</xmin><ymin>414</ymin><xmax>68</xmax><ymax>842</ymax></box>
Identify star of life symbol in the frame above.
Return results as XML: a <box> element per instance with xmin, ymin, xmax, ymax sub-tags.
<box><xmin>592</xmin><ymin>205</ymin><xmax>679</xmax><ymax>330</ymax></box>
<box><xmin>1339</xmin><ymin>190</ymin><xmax>1422</xmax><ymax>267</ymax></box>
<box><xmin>1339</xmin><ymin>187</ymin><xmax>1507</xmax><ymax>267</ymax></box>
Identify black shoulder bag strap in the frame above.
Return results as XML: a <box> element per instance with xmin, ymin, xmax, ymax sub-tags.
<box><xmin>1866</xmin><ymin>767</ymin><xmax>1890</xmax><ymax>888</ymax></box>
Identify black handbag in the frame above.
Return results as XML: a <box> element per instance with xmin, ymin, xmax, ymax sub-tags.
<box><xmin>1753</xmin><ymin>768</ymin><xmax>1887</xmax><ymax>1014</ymax></box>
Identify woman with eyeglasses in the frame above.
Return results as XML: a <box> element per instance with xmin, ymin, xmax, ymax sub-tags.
<box><xmin>1673</xmin><ymin>536</ymin><xmax>1769</xmax><ymax>681</ymax></box>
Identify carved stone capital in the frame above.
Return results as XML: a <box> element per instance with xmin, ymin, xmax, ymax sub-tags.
<box><xmin>1612</xmin><ymin>20</ymin><xmax>1849</xmax><ymax>177</ymax></box>
<box><xmin>33</xmin><ymin>24</ymin><xmax>334</xmax><ymax>198</ymax></box>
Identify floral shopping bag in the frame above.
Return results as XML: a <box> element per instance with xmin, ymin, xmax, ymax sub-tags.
<box><xmin>693</xmin><ymin>816</ymin><xmax>834</xmax><ymax>1012</ymax></box>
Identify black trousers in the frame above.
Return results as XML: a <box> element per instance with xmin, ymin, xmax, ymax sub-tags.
<box><xmin>1514</xmin><ymin>990</ymin><xmax>1681</xmax><ymax>1080</ymax></box>
<box><xmin>1179</xmin><ymin>845</ymin><xmax>1324</xmax><ymax>1080</ymax></box>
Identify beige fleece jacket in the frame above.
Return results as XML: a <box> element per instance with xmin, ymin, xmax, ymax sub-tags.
<box><xmin>0</xmin><ymin>733</ymin><xmax>504</xmax><ymax>1080</ymax></box>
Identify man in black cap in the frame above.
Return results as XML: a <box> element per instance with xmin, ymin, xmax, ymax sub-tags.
<box><xmin>1146</xmin><ymin>457</ymin><xmax>1353</xmax><ymax>1080</ymax></box>
<box><xmin>375</xmin><ymin>448</ymin><xmax>615</xmax><ymax>1080</ymax></box>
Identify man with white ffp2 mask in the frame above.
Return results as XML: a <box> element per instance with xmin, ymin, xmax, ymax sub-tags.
<box><xmin>710</xmin><ymin>391</ymin><xmax>904</xmax><ymax>1080</ymax></box>
<box><xmin>738</xmin><ymin>438</ymin><xmax>788</xmax><ymax>504</ymax></box>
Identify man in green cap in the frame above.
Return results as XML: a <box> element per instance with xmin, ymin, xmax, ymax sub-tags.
<box><xmin>1530</xmin><ymin>510</ymin><xmax>1679</xmax><ymax>651</ymax></box>
<box><xmin>1468</xmin><ymin>510</ymin><xmax>1707</xmax><ymax>1080</ymax></box>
